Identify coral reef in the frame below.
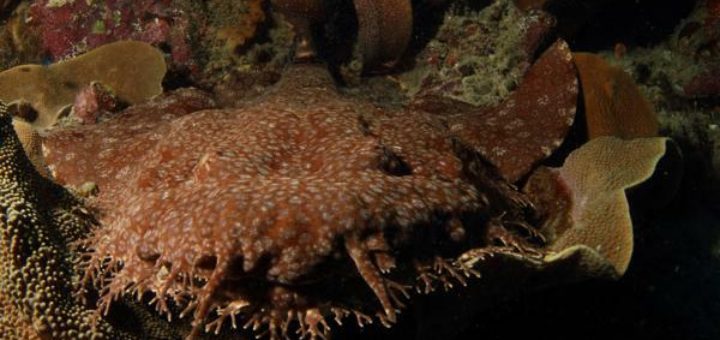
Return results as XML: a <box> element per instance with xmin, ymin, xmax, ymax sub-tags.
<box><xmin>583</xmin><ymin>0</ymin><xmax>720</xmax><ymax>184</ymax></box>
<box><xmin>0</xmin><ymin>40</ymin><xmax>165</xmax><ymax>128</ymax></box>
<box><xmin>525</xmin><ymin>136</ymin><xmax>669</xmax><ymax>276</ymax></box>
<box><xmin>26</xmin><ymin>0</ymin><xmax>202</xmax><ymax>73</ymax></box>
<box><xmin>678</xmin><ymin>0</ymin><xmax>720</xmax><ymax>97</ymax></box>
<box><xmin>597</xmin><ymin>0</ymin><xmax>719</xmax><ymax>100</ymax></box>
<box><xmin>1</xmin><ymin>1</ymin><xmax>293</xmax><ymax>88</ymax></box>
<box><xmin>2</xmin><ymin>33</ymin><xmax>662</xmax><ymax>339</ymax></box>
<box><xmin>398</xmin><ymin>0</ymin><xmax>556</xmax><ymax>107</ymax></box>
<box><xmin>0</xmin><ymin>101</ymin><xmax>132</xmax><ymax>339</ymax></box>
<box><xmin>0</xmin><ymin>1</ymin><xmax>691</xmax><ymax>339</ymax></box>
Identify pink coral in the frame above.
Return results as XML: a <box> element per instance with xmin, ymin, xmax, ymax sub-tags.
<box><xmin>71</xmin><ymin>82</ymin><xmax>124</xmax><ymax>124</ymax></box>
<box><xmin>28</xmin><ymin>0</ymin><xmax>199</xmax><ymax>72</ymax></box>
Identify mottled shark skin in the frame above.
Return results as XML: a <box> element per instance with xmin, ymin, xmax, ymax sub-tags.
<box><xmin>3</xmin><ymin>35</ymin><xmax>665</xmax><ymax>340</ymax></box>
<box><xmin>38</xmin><ymin>41</ymin><xmax>580</xmax><ymax>339</ymax></box>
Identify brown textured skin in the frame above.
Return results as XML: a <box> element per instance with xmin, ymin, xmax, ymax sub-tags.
<box><xmin>447</xmin><ymin>40</ymin><xmax>578</xmax><ymax>182</ymax></box>
<box><xmin>40</xmin><ymin>40</ymin><xmax>576</xmax><ymax>338</ymax></box>
<box><xmin>0</xmin><ymin>102</ymin><xmax>134</xmax><ymax>339</ymax></box>
<box><xmin>40</xmin><ymin>61</ymin><xmax>549</xmax><ymax>338</ymax></box>
<box><xmin>39</xmin><ymin>38</ymin><xmax>578</xmax><ymax>337</ymax></box>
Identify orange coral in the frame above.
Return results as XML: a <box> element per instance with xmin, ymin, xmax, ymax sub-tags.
<box><xmin>574</xmin><ymin>52</ymin><xmax>659</xmax><ymax>139</ymax></box>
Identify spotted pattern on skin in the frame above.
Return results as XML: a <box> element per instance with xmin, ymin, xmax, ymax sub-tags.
<box><xmin>447</xmin><ymin>40</ymin><xmax>578</xmax><ymax>182</ymax></box>
<box><xmin>36</xmin><ymin>40</ymin><xmax>578</xmax><ymax>338</ymax></box>
<box><xmin>38</xmin><ymin>38</ymin><xmax>580</xmax><ymax>338</ymax></box>
<box><xmin>40</xmin><ymin>61</ymin><xmax>536</xmax><ymax>338</ymax></box>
